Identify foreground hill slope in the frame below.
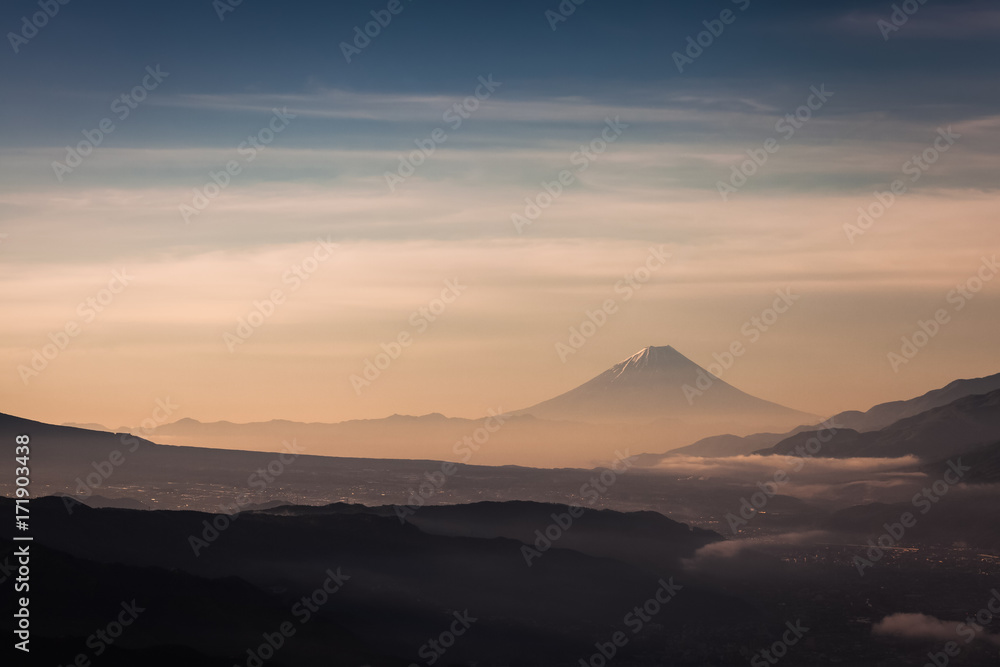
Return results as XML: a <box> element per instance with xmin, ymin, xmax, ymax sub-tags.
<box><xmin>6</xmin><ymin>497</ymin><xmax>759</xmax><ymax>666</ymax></box>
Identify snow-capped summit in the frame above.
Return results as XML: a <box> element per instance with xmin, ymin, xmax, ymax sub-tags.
<box><xmin>607</xmin><ymin>345</ymin><xmax>698</xmax><ymax>381</ymax></box>
<box><xmin>518</xmin><ymin>345</ymin><xmax>817</xmax><ymax>428</ymax></box>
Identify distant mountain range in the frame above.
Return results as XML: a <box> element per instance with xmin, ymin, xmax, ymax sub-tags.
<box><xmin>648</xmin><ymin>431</ymin><xmax>800</xmax><ymax>460</ymax></box>
<box><xmin>516</xmin><ymin>345</ymin><xmax>818</xmax><ymax>428</ymax></box>
<box><xmin>8</xmin><ymin>348</ymin><xmax>999</xmax><ymax>468</ymax></box>
<box><xmin>122</xmin><ymin>345</ymin><xmax>818</xmax><ymax>464</ymax></box>
<box><xmin>5</xmin><ymin>496</ymin><xmax>760</xmax><ymax>666</ymax></box>
<box><xmin>826</xmin><ymin>372</ymin><xmax>1000</xmax><ymax>432</ymax></box>
<box><xmin>640</xmin><ymin>371</ymin><xmax>1000</xmax><ymax>462</ymax></box>
<box><xmin>6</xmin><ymin>355</ymin><xmax>998</xmax><ymax>666</ymax></box>
<box><xmin>134</xmin><ymin>411</ymin><xmax>647</xmax><ymax>468</ymax></box>
<box><xmin>758</xmin><ymin>387</ymin><xmax>1000</xmax><ymax>460</ymax></box>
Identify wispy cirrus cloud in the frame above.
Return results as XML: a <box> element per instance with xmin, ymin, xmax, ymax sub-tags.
<box><xmin>836</xmin><ymin>6</ymin><xmax>1000</xmax><ymax>40</ymax></box>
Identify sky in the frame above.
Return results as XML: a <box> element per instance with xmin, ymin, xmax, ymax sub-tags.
<box><xmin>1</xmin><ymin>0</ymin><xmax>998</xmax><ymax>428</ymax></box>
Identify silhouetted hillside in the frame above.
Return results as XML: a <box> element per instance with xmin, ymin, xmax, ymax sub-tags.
<box><xmin>828</xmin><ymin>372</ymin><xmax>1000</xmax><ymax>432</ymax></box>
<box><xmin>758</xmin><ymin>389</ymin><xmax>1000</xmax><ymax>460</ymax></box>
<box><xmin>262</xmin><ymin>500</ymin><xmax>720</xmax><ymax>574</ymax></box>
<box><xmin>5</xmin><ymin>497</ymin><xmax>762</xmax><ymax>666</ymax></box>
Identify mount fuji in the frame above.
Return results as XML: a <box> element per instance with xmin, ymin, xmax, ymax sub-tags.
<box><xmin>518</xmin><ymin>345</ymin><xmax>818</xmax><ymax>430</ymax></box>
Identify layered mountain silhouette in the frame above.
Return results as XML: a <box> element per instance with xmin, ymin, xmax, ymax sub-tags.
<box><xmin>34</xmin><ymin>346</ymin><xmax>813</xmax><ymax>466</ymax></box>
<box><xmin>135</xmin><ymin>412</ymin><xmax>651</xmax><ymax>467</ymax></box>
<box><xmin>263</xmin><ymin>500</ymin><xmax>720</xmax><ymax>574</ymax></box>
<box><xmin>819</xmin><ymin>495</ymin><xmax>1000</xmax><ymax>551</ymax></box>
<box><xmin>7</xmin><ymin>362</ymin><xmax>1000</xmax><ymax>666</ymax></box>
<box><xmin>7</xmin><ymin>497</ymin><xmax>761</xmax><ymax>666</ymax></box>
<box><xmin>639</xmin><ymin>371</ymin><xmax>1000</xmax><ymax>461</ymax></box>
<box><xmin>7</xmin><ymin>350</ymin><xmax>997</xmax><ymax>470</ymax></box>
<box><xmin>642</xmin><ymin>431</ymin><xmax>797</xmax><ymax>461</ymax></box>
<box><xmin>826</xmin><ymin>371</ymin><xmax>1000</xmax><ymax>432</ymax></box>
<box><xmin>951</xmin><ymin>439</ymin><xmax>1000</xmax><ymax>483</ymax></box>
<box><xmin>0</xmin><ymin>411</ymin><xmax>747</xmax><ymax>513</ymax></box>
<box><xmin>757</xmin><ymin>387</ymin><xmax>1000</xmax><ymax>460</ymax></box>
<box><xmin>518</xmin><ymin>345</ymin><xmax>817</xmax><ymax>428</ymax></box>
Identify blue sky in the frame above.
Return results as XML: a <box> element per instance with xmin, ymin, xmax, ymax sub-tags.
<box><xmin>1</xmin><ymin>0</ymin><xmax>998</xmax><ymax>428</ymax></box>
<box><xmin>5</xmin><ymin>0</ymin><xmax>998</xmax><ymax>152</ymax></box>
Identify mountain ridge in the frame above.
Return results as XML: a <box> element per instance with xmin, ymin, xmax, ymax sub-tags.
<box><xmin>517</xmin><ymin>345</ymin><xmax>818</xmax><ymax>428</ymax></box>
<box><xmin>756</xmin><ymin>387</ymin><xmax>1000</xmax><ymax>460</ymax></box>
<box><xmin>635</xmin><ymin>370</ymin><xmax>1000</xmax><ymax>461</ymax></box>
